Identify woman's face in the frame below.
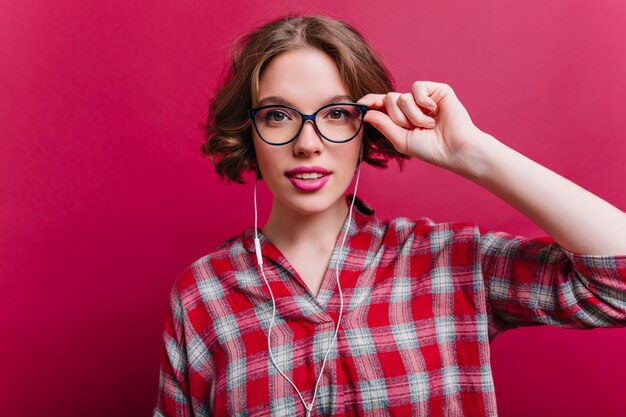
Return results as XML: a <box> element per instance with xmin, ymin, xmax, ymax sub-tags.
<box><xmin>252</xmin><ymin>48</ymin><xmax>363</xmax><ymax>217</ymax></box>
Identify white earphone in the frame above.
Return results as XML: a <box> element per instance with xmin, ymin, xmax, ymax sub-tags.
<box><xmin>253</xmin><ymin>146</ymin><xmax>363</xmax><ymax>416</ymax></box>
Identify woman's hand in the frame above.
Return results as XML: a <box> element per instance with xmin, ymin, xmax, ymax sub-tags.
<box><xmin>360</xmin><ymin>84</ymin><xmax>626</xmax><ymax>256</ymax></box>
<box><xmin>358</xmin><ymin>81</ymin><xmax>486</xmax><ymax>176</ymax></box>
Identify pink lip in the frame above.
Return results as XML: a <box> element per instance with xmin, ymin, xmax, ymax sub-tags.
<box><xmin>287</xmin><ymin>174</ymin><xmax>331</xmax><ymax>192</ymax></box>
<box><xmin>285</xmin><ymin>166</ymin><xmax>331</xmax><ymax>175</ymax></box>
<box><xmin>285</xmin><ymin>166</ymin><xmax>332</xmax><ymax>192</ymax></box>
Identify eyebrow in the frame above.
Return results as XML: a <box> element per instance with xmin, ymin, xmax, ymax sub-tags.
<box><xmin>257</xmin><ymin>94</ymin><xmax>354</xmax><ymax>108</ymax></box>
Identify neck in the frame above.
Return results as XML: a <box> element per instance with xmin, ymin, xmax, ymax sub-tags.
<box><xmin>261</xmin><ymin>196</ymin><xmax>350</xmax><ymax>251</ymax></box>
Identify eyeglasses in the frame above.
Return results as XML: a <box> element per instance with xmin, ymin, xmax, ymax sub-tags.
<box><xmin>248</xmin><ymin>102</ymin><xmax>368</xmax><ymax>146</ymax></box>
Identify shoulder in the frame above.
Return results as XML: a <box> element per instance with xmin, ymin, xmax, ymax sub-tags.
<box><xmin>170</xmin><ymin>230</ymin><xmax>251</xmax><ymax>310</ymax></box>
<box><xmin>350</xmin><ymin>195</ymin><xmax>478</xmax><ymax>246</ymax></box>
<box><xmin>380</xmin><ymin>214</ymin><xmax>479</xmax><ymax>247</ymax></box>
<box><xmin>352</xmin><ymin>209</ymin><xmax>480</xmax><ymax>264</ymax></box>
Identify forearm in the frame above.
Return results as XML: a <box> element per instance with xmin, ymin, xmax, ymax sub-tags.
<box><xmin>459</xmin><ymin>132</ymin><xmax>626</xmax><ymax>255</ymax></box>
<box><xmin>359</xmin><ymin>81</ymin><xmax>626</xmax><ymax>255</ymax></box>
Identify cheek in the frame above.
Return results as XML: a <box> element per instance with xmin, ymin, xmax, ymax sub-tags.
<box><xmin>334</xmin><ymin>141</ymin><xmax>362</xmax><ymax>183</ymax></box>
<box><xmin>252</xmin><ymin>138</ymin><xmax>281</xmax><ymax>179</ymax></box>
<box><xmin>251</xmin><ymin>134</ymin><xmax>267</xmax><ymax>165</ymax></box>
<box><xmin>347</xmin><ymin>136</ymin><xmax>364</xmax><ymax>167</ymax></box>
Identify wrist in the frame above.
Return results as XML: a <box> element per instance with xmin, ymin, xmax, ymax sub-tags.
<box><xmin>449</xmin><ymin>131</ymin><xmax>504</xmax><ymax>182</ymax></box>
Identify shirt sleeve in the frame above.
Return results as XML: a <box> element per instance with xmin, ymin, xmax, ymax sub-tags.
<box><xmin>479</xmin><ymin>229</ymin><xmax>626</xmax><ymax>339</ymax></box>
<box><xmin>153</xmin><ymin>285</ymin><xmax>196</xmax><ymax>417</ymax></box>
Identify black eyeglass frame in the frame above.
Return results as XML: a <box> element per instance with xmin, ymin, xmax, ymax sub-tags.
<box><xmin>248</xmin><ymin>102</ymin><xmax>369</xmax><ymax>146</ymax></box>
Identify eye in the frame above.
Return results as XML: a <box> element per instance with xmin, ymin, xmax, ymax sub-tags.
<box><xmin>320</xmin><ymin>105</ymin><xmax>359</xmax><ymax>122</ymax></box>
<box><xmin>264</xmin><ymin>110</ymin><xmax>292</xmax><ymax>122</ymax></box>
<box><xmin>328</xmin><ymin>108</ymin><xmax>350</xmax><ymax>119</ymax></box>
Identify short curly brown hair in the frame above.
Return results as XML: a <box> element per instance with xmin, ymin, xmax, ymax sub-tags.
<box><xmin>202</xmin><ymin>14</ymin><xmax>410</xmax><ymax>184</ymax></box>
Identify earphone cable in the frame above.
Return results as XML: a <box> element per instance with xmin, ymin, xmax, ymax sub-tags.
<box><xmin>254</xmin><ymin>157</ymin><xmax>362</xmax><ymax>416</ymax></box>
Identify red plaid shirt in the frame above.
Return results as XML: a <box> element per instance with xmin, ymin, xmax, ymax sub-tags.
<box><xmin>154</xmin><ymin>195</ymin><xmax>626</xmax><ymax>416</ymax></box>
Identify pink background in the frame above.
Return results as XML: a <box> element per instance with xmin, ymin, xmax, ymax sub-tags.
<box><xmin>1</xmin><ymin>1</ymin><xmax>625</xmax><ymax>416</ymax></box>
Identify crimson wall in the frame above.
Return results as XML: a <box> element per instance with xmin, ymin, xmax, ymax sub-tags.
<box><xmin>1</xmin><ymin>1</ymin><xmax>625</xmax><ymax>416</ymax></box>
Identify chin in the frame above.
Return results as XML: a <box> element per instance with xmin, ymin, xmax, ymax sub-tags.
<box><xmin>290</xmin><ymin>198</ymin><xmax>336</xmax><ymax>216</ymax></box>
<box><xmin>282</xmin><ymin>192</ymin><xmax>345</xmax><ymax>217</ymax></box>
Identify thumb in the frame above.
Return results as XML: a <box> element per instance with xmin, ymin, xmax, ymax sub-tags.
<box><xmin>364</xmin><ymin>110</ymin><xmax>408</xmax><ymax>153</ymax></box>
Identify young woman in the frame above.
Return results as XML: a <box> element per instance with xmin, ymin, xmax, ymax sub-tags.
<box><xmin>154</xmin><ymin>15</ymin><xmax>626</xmax><ymax>417</ymax></box>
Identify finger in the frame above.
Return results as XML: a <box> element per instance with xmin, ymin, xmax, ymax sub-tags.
<box><xmin>397</xmin><ymin>93</ymin><xmax>436</xmax><ymax>129</ymax></box>
<box><xmin>411</xmin><ymin>81</ymin><xmax>438</xmax><ymax>113</ymax></box>
<box><xmin>357</xmin><ymin>94</ymin><xmax>385</xmax><ymax>108</ymax></box>
<box><xmin>364</xmin><ymin>109</ymin><xmax>408</xmax><ymax>153</ymax></box>
<box><xmin>384</xmin><ymin>93</ymin><xmax>413</xmax><ymax>129</ymax></box>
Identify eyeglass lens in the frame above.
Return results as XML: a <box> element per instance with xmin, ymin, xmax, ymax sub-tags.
<box><xmin>254</xmin><ymin>104</ymin><xmax>363</xmax><ymax>144</ymax></box>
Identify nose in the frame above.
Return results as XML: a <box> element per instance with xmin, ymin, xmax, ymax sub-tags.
<box><xmin>292</xmin><ymin>120</ymin><xmax>324</xmax><ymax>157</ymax></box>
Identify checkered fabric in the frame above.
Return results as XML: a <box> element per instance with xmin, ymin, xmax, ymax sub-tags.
<box><xmin>154</xmin><ymin>195</ymin><xmax>626</xmax><ymax>416</ymax></box>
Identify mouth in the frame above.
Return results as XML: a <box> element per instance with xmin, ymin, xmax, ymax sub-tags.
<box><xmin>288</xmin><ymin>172</ymin><xmax>328</xmax><ymax>180</ymax></box>
<box><xmin>285</xmin><ymin>172</ymin><xmax>331</xmax><ymax>191</ymax></box>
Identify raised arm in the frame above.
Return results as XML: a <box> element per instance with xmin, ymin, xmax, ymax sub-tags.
<box><xmin>358</xmin><ymin>81</ymin><xmax>626</xmax><ymax>255</ymax></box>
